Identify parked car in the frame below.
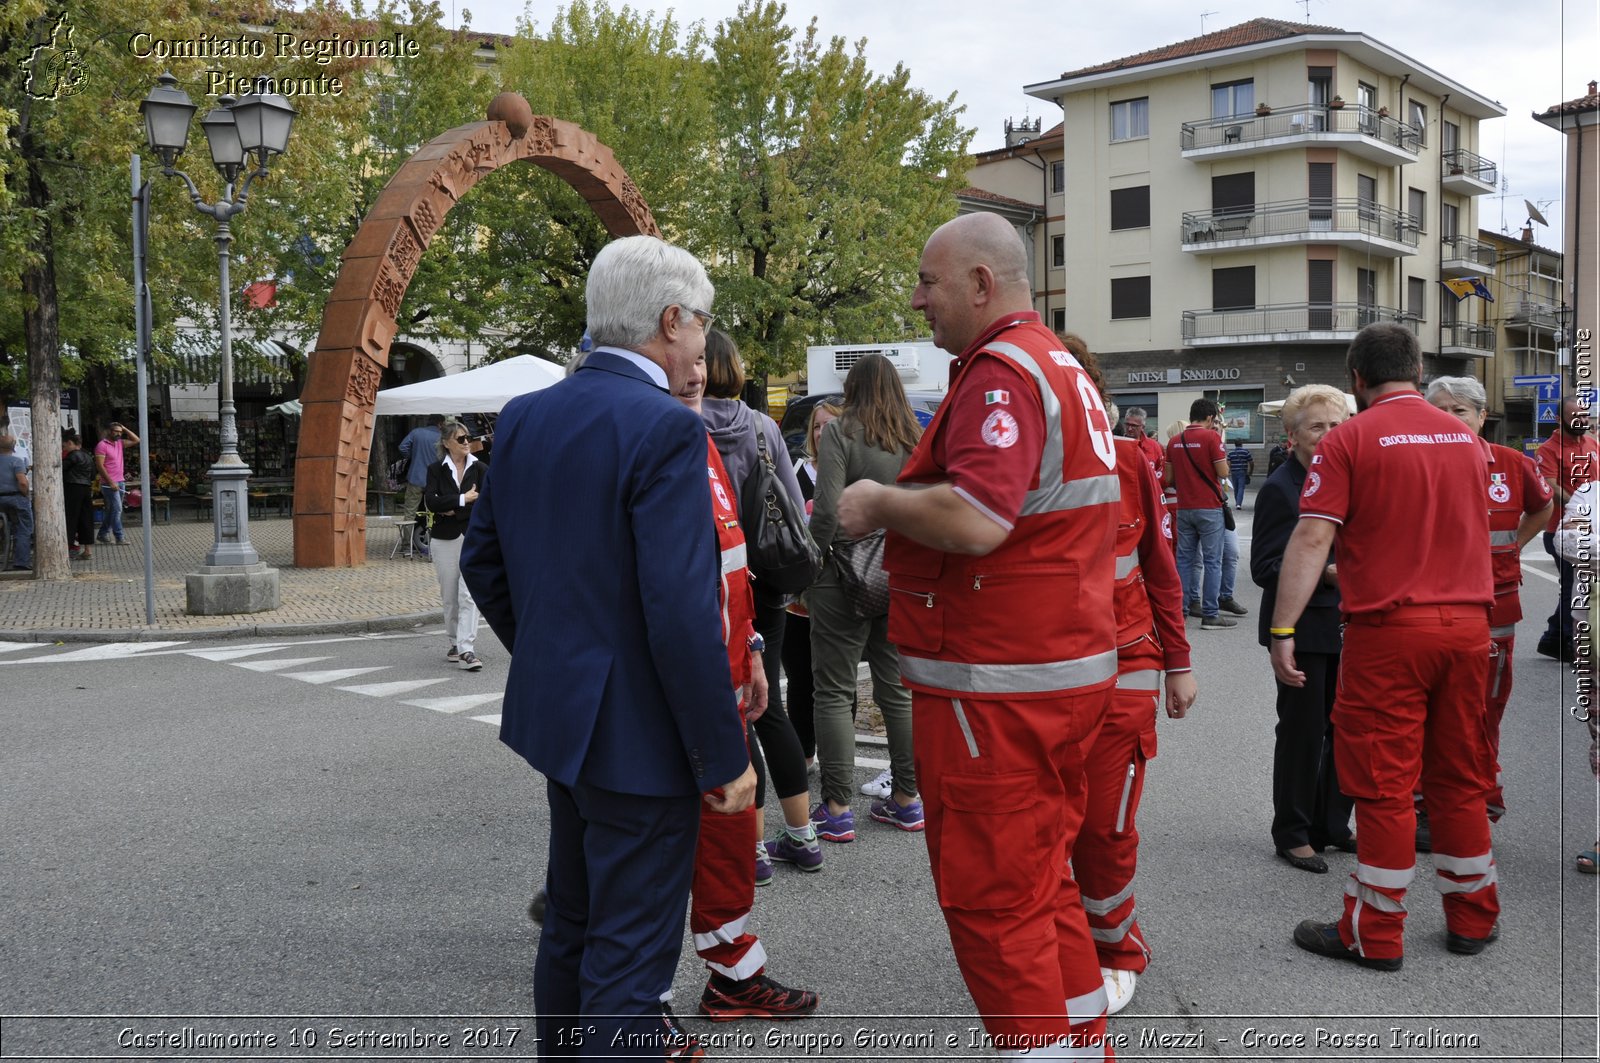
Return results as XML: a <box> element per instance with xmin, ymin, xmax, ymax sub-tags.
<box><xmin>778</xmin><ymin>390</ymin><xmax>945</xmax><ymax>462</ymax></box>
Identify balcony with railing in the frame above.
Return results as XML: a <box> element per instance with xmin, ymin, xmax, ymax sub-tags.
<box><xmin>1181</xmin><ymin>302</ymin><xmax>1407</xmax><ymax>347</ymax></box>
<box><xmin>1180</xmin><ymin>198</ymin><xmax>1418</xmax><ymax>257</ymax></box>
<box><xmin>1440</xmin><ymin>322</ymin><xmax>1496</xmax><ymax>358</ymax></box>
<box><xmin>1506</xmin><ymin>299</ymin><xmax>1562</xmax><ymax>331</ymax></box>
<box><xmin>1179</xmin><ymin>103</ymin><xmax>1420</xmax><ymax>166</ymax></box>
<box><xmin>1441</xmin><ymin>148</ymin><xmax>1498</xmax><ymax>196</ymax></box>
<box><xmin>1440</xmin><ymin>233</ymin><xmax>1497</xmax><ymax>278</ymax></box>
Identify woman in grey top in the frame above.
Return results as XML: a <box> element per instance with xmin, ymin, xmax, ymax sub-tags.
<box><xmin>807</xmin><ymin>353</ymin><xmax>923</xmax><ymax>842</ymax></box>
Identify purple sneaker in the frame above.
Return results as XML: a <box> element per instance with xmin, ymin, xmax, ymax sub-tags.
<box><xmin>809</xmin><ymin>802</ymin><xmax>855</xmax><ymax>843</ymax></box>
<box><xmin>754</xmin><ymin>840</ymin><xmax>773</xmax><ymax>886</ymax></box>
<box><xmin>765</xmin><ymin>829</ymin><xmax>823</xmax><ymax>872</ymax></box>
<box><xmin>870</xmin><ymin>795</ymin><xmax>925</xmax><ymax>832</ymax></box>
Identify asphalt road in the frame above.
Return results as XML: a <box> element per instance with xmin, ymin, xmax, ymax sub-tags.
<box><xmin>1</xmin><ymin>539</ymin><xmax>1595</xmax><ymax>1061</ymax></box>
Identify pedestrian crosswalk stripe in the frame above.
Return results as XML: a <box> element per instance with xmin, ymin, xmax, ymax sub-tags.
<box><xmin>183</xmin><ymin>645</ymin><xmax>290</xmax><ymax>662</ymax></box>
<box><xmin>232</xmin><ymin>656</ymin><xmax>334</xmax><ymax>672</ymax></box>
<box><xmin>282</xmin><ymin>667</ymin><xmax>387</xmax><ymax>685</ymax></box>
<box><xmin>337</xmin><ymin>678</ymin><xmax>453</xmax><ymax>697</ymax></box>
<box><xmin>402</xmin><ymin>693</ymin><xmax>504</xmax><ymax>714</ymax></box>
<box><xmin>10</xmin><ymin>641</ymin><xmax>189</xmax><ymax>663</ymax></box>
<box><xmin>470</xmin><ymin>713</ymin><xmax>501</xmax><ymax>725</ymax></box>
<box><xmin>0</xmin><ymin>642</ymin><xmax>37</xmax><ymax>655</ymax></box>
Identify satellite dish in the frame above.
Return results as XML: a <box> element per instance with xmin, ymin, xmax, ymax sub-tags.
<box><xmin>1525</xmin><ymin>199</ymin><xmax>1550</xmax><ymax>227</ymax></box>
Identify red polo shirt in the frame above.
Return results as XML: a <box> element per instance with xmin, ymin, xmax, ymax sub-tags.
<box><xmin>1298</xmin><ymin>391</ymin><xmax>1491</xmax><ymax>615</ymax></box>
<box><xmin>1165</xmin><ymin>426</ymin><xmax>1225</xmax><ymax>509</ymax></box>
<box><xmin>1484</xmin><ymin>440</ymin><xmax>1553</xmax><ymax>626</ymax></box>
<box><xmin>1536</xmin><ymin>428</ymin><xmax>1600</xmax><ymax>533</ymax></box>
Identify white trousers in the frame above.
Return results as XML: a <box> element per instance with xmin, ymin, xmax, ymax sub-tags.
<box><xmin>430</xmin><ymin>535</ymin><xmax>478</xmax><ymax>654</ymax></box>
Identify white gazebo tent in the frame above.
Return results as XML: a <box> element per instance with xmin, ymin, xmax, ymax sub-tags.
<box><xmin>1257</xmin><ymin>392</ymin><xmax>1358</xmax><ymax>419</ymax></box>
<box><xmin>373</xmin><ymin>354</ymin><xmax>565</xmax><ymax>415</ymax></box>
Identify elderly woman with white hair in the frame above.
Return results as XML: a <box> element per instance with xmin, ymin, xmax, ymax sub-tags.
<box><xmin>1422</xmin><ymin>376</ymin><xmax>1552</xmax><ymax>836</ymax></box>
<box><xmin>1251</xmin><ymin>385</ymin><xmax>1355</xmax><ymax>873</ymax></box>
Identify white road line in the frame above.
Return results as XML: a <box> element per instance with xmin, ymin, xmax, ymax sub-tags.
<box><xmin>470</xmin><ymin>713</ymin><xmax>501</xmax><ymax>725</ymax></box>
<box><xmin>1523</xmin><ymin>565</ymin><xmax>1560</xmax><ymax>584</ymax></box>
<box><xmin>337</xmin><ymin>678</ymin><xmax>454</xmax><ymax>697</ymax></box>
<box><xmin>232</xmin><ymin>656</ymin><xmax>335</xmax><ymax>672</ymax></box>
<box><xmin>281</xmin><ymin>667</ymin><xmax>388</xmax><ymax>685</ymax></box>
<box><xmin>0</xmin><ymin>642</ymin><xmax>37</xmax><ymax>655</ymax></box>
<box><xmin>0</xmin><ymin>641</ymin><xmax>190</xmax><ymax>664</ymax></box>
<box><xmin>403</xmin><ymin>693</ymin><xmax>504</xmax><ymax>714</ymax></box>
<box><xmin>183</xmin><ymin>645</ymin><xmax>291</xmax><ymax>662</ymax></box>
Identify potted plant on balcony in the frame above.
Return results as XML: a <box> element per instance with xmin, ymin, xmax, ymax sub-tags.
<box><xmin>1256</xmin><ymin>102</ymin><xmax>1272</xmax><ymax>116</ymax></box>
<box><xmin>1377</xmin><ymin>105</ymin><xmax>1390</xmax><ymax>118</ymax></box>
<box><xmin>1328</xmin><ymin>95</ymin><xmax>1345</xmax><ymax>110</ymax></box>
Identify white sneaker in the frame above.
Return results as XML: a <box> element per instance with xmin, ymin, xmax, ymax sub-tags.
<box><xmin>859</xmin><ymin>768</ymin><xmax>892</xmax><ymax>799</ymax></box>
<box><xmin>1101</xmin><ymin>967</ymin><xmax>1137</xmax><ymax>1016</ymax></box>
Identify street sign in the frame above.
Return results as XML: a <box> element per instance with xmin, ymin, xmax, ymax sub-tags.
<box><xmin>1537</xmin><ymin>401</ymin><xmax>1559</xmax><ymax>423</ymax></box>
<box><xmin>1513</xmin><ymin>374</ymin><xmax>1560</xmax><ymax>386</ymax></box>
<box><xmin>1537</xmin><ymin>382</ymin><xmax>1561</xmax><ymax>401</ymax></box>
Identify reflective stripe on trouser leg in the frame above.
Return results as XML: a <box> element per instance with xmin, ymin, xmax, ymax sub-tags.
<box><xmin>690</xmin><ymin>801</ymin><xmax>765</xmax><ymax>981</ymax></box>
<box><xmin>913</xmin><ymin>687</ymin><xmax>1114</xmax><ymax>1052</ymax></box>
<box><xmin>1483</xmin><ymin>633</ymin><xmax>1514</xmax><ymax>820</ymax></box>
<box><xmin>1434</xmin><ymin>851</ymin><xmax>1498</xmax><ymax>902</ymax></box>
<box><xmin>1076</xmin><ymin>685</ymin><xmax>1157</xmax><ymax>973</ymax></box>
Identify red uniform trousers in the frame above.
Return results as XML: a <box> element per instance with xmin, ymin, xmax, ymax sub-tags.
<box><xmin>1483</xmin><ymin>630</ymin><xmax>1516</xmax><ymax>819</ymax></box>
<box><xmin>1333</xmin><ymin>606</ymin><xmax>1499</xmax><ymax>961</ymax></box>
<box><xmin>1075</xmin><ymin>660</ymin><xmax>1159</xmax><ymax>975</ymax></box>
<box><xmin>913</xmin><ymin>687</ymin><xmax>1116</xmax><ymax>1059</ymax></box>
<box><xmin>690</xmin><ymin>796</ymin><xmax>765</xmax><ymax>980</ymax></box>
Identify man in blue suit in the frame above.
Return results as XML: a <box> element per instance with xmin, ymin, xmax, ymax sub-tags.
<box><xmin>462</xmin><ymin>235</ymin><xmax>754</xmax><ymax>1059</ymax></box>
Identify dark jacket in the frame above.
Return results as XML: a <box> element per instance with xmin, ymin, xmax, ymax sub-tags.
<box><xmin>1250</xmin><ymin>454</ymin><xmax>1341</xmax><ymax>654</ymax></box>
<box><xmin>700</xmin><ymin>397</ymin><xmax>805</xmax><ymax>514</ymax></box>
<box><xmin>423</xmin><ymin>457</ymin><xmax>486</xmax><ymax>540</ymax></box>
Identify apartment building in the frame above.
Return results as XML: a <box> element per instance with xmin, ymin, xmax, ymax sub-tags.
<box><xmin>1005</xmin><ymin>18</ymin><xmax>1505</xmax><ymax>441</ymax></box>
<box><xmin>1480</xmin><ymin>228</ymin><xmax>1565</xmax><ymax>443</ymax></box>
<box><xmin>1534</xmin><ymin>80</ymin><xmax>1598</xmax><ymax>399</ymax></box>
<box><xmin>958</xmin><ymin>118</ymin><xmax>1064</xmax><ymax>329</ymax></box>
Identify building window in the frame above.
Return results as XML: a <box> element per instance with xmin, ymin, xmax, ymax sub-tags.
<box><xmin>1218</xmin><ymin>388</ymin><xmax>1266</xmax><ymax>444</ymax></box>
<box><xmin>1050</xmin><ymin>160</ymin><xmax>1065</xmax><ymax>194</ymax></box>
<box><xmin>1442</xmin><ymin>201</ymin><xmax>1459</xmax><ymax>238</ymax></box>
<box><xmin>1111</xmin><ymin>97</ymin><xmax>1149</xmax><ymax>142</ymax></box>
<box><xmin>1211</xmin><ymin>79</ymin><xmax>1254</xmax><ymax>119</ymax></box>
<box><xmin>1051</xmin><ymin>308</ymin><xmax>1067</xmax><ymax>333</ymax></box>
<box><xmin>1407</xmin><ymin>276</ymin><xmax>1426</xmax><ymax>323</ymax></box>
<box><xmin>1357</xmin><ymin>174</ymin><xmax>1377</xmax><ymax>221</ymax></box>
<box><xmin>1408</xmin><ymin>99</ymin><xmax>1427</xmax><ymax>145</ymax></box>
<box><xmin>1212</xmin><ymin>172</ymin><xmax>1254</xmax><ymax>217</ymax></box>
<box><xmin>1408</xmin><ymin>187</ymin><xmax>1427</xmax><ymax>233</ymax></box>
<box><xmin>1110</xmin><ymin>186</ymin><xmax>1150</xmax><ymax>231</ymax></box>
<box><xmin>1052</xmin><ymin>235</ymin><xmax>1065</xmax><ymax>268</ymax></box>
<box><xmin>1357</xmin><ymin>268</ymin><xmax>1378</xmax><ymax>325</ymax></box>
<box><xmin>1110</xmin><ymin>276</ymin><xmax>1151</xmax><ymax>319</ymax></box>
<box><xmin>1212</xmin><ymin>266</ymin><xmax>1255</xmax><ymax>310</ymax></box>
<box><xmin>1442</xmin><ymin>120</ymin><xmax>1460</xmax><ymax>157</ymax></box>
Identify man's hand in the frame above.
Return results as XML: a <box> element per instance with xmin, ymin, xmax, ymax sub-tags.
<box><xmin>1322</xmin><ymin>563</ymin><xmax>1338</xmax><ymax>587</ymax></box>
<box><xmin>837</xmin><ymin>480</ymin><xmax>884</xmax><ymax>538</ymax></box>
<box><xmin>1164</xmin><ymin>671</ymin><xmax>1198</xmax><ymax>718</ymax></box>
<box><xmin>1271</xmin><ymin>638</ymin><xmax>1305</xmax><ymax>687</ymax></box>
<box><xmin>705</xmin><ymin>763</ymin><xmax>757</xmax><ymax>814</ymax></box>
<box><xmin>743</xmin><ymin>653</ymin><xmax>769</xmax><ymax>722</ymax></box>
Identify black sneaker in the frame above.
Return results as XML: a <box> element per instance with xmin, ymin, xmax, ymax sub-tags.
<box><xmin>699</xmin><ymin>972</ymin><xmax>819</xmax><ymax>1022</ymax></box>
<box><xmin>1187</xmin><ymin>601</ymin><xmax>1203</xmax><ymax>618</ymax></box>
<box><xmin>458</xmin><ymin>651</ymin><xmax>483</xmax><ymax>672</ymax></box>
<box><xmin>1200</xmin><ymin>614</ymin><xmax>1237</xmax><ymax>629</ymax></box>
<box><xmin>1218</xmin><ymin>596</ymin><xmax>1250</xmax><ymax>616</ymax></box>
<box><xmin>527</xmin><ymin>885</ymin><xmax>546</xmax><ymax>924</ymax></box>
<box><xmin>661</xmin><ymin>1003</ymin><xmax>707</xmax><ymax>1059</ymax></box>
<box><xmin>446</xmin><ymin>645</ymin><xmax>461</xmax><ymax>662</ymax></box>
<box><xmin>1292</xmin><ymin>919</ymin><xmax>1402</xmax><ymax>971</ymax></box>
<box><xmin>1446</xmin><ymin>922</ymin><xmax>1499</xmax><ymax>955</ymax></box>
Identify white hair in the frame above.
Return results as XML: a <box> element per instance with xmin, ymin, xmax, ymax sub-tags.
<box><xmin>1424</xmin><ymin>375</ymin><xmax>1487</xmax><ymax>412</ymax></box>
<box><xmin>585</xmin><ymin>236</ymin><xmax>714</xmax><ymax>352</ymax></box>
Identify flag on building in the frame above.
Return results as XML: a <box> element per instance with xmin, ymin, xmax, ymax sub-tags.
<box><xmin>1441</xmin><ymin>277</ymin><xmax>1494</xmax><ymax>303</ymax></box>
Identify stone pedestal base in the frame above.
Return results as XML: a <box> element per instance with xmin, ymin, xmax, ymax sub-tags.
<box><xmin>186</xmin><ymin>563</ymin><xmax>282</xmax><ymax>615</ymax></box>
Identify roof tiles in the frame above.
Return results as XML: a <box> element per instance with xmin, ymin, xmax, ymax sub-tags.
<box><xmin>1059</xmin><ymin>17</ymin><xmax>1346</xmax><ymax>79</ymax></box>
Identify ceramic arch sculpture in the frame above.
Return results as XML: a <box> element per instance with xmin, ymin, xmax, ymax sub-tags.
<box><xmin>292</xmin><ymin>94</ymin><xmax>659</xmax><ymax>566</ymax></box>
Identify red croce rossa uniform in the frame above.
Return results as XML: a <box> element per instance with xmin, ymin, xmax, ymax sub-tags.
<box><xmin>1298</xmin><ymin>391</ymin><xmax>1497</xmax><ymax>962</ymax></box>
<box><xmin>887</xmin><ymin>311</ymin><xmax>1120</xmax><ymax>1057</ymax></box>
<box><xmin>1075</xmin><ymin>438</ymin><xmax>1192</xmax><ymax>975</ymax></box>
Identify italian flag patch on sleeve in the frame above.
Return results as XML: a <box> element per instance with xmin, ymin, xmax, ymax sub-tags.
<box><xmin>984</xmin><ymin>389</ymin><xmax>1010</xmax><ymax>405</ymax></box>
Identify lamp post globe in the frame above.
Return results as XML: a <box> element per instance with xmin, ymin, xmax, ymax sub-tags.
<box><xmin>199</xmin><ymin>96</ymin><xmax>244</xmax><ymax>185</ymax></box>
<box><xmin>138</xmin><ymin>72</ymin><xmax>196</xmax><ymax>170</ymax></box>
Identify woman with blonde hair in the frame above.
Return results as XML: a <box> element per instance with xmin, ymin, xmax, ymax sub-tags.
<box><xmin>423</xmin><ymin>418</ymin><xmax>488</xmax><ymax>671</ymax></box>
<box><xmin>806</xmin><ymin>353</ymin><xmax>923</xmax><ymax>844</ymax></box>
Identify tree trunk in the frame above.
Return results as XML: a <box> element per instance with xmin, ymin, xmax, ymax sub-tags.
<box><xmin>21</xmin><ymin>128</ymin><xmax>68</xmax><ymax>581</ymax></box>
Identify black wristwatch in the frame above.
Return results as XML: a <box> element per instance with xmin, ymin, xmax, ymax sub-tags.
<box><xmin>747</xmin><ymin>633</ymin><xmax>765</xmax><ymax>654</ymax></box>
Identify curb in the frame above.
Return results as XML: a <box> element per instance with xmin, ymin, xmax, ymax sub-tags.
<box><xmin>0</xmin><ymin>609</ymin><xmax>444</xmax><ymax>644</ymax></box>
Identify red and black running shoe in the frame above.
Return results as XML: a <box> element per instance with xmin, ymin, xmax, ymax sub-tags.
<box><xmin>661</xmin><ymin>1003</ymin><xmax>707</xmax><ymax>1059</ymax></box>
<box><xmin>698</xmin><ymin>972</ymin><xmax>819</xmax><ymax>1022</ymax></box>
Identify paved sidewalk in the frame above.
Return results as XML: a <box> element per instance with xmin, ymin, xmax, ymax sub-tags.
<box><xmin>0</xmin><ymin>515</ymin><xmax>443</xmax><ymax>641</ymax></box>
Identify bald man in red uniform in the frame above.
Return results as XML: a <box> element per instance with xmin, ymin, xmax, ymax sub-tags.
<box><xmin>1272</xmin><ymin>324</ymin><xmax>1498</xmax><ymax>970</ymax></box>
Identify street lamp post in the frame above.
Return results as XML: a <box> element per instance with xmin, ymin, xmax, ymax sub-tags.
<box><xmin>140</xmin><ymin>73</ymin><xmax>295</xmax><ymax>614</ymax></box>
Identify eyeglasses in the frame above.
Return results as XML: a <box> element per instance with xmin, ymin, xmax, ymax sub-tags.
<box><xmin>452</xmin><ymin>435</ymin><xmax>469</xmax><ymax>443</ymax></box>
<box><xmin>680</xmin><ymin>306</ymin><xmax>714</xmax><ymax>331</ymax></box>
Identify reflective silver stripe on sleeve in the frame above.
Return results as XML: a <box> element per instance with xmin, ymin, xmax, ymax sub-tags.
<box><xmin>720</xmin><ymin>542</ymin><xmax>747</xmax><ymax>575</ymax></box>
<box><xmin>1490</xmin><ymin>624</ymin><xmax>1516</xmax><ymax>639</ymax></box>
<box><xmin>1116</xmin><ymin>669</ymin><xmax>1161</xmax><ymax>691</ymax></box>
<box><xmin>1064</xmin><ymin>986</ymin><xmax>1109</xmax><ymax>1025</ymax></box>
<box><xmin>1081</xmin><ymin>877</ymin><xmax>1136</xmax><ymax>917</ymax></box>
<box><xmin>1114</xmin><ymin>550</ymin><xmax>1140</xmax><ymax>579</ymax></box>
<box><xmin>1020</xmin><ymin>474</ymin><xmax>1121</xmax><ymax>515</ymax></box>
<box><xmin>1488</xmin><ymin>530</ymin><xmax>1519</xmax><ymax>546</ymax></box>
<box><xmin>1355</xmin><ymin>862</ymin><xmax>1416</xmax><ymax>889</ymax></box>
<box><xmin>1344</xmin><ymin>878</ymin><xmax>1407</xmax><ymax>913</ymax></box>
<box><xmin>1436</xmin><ymin>864</ymin><xmax>1498</xmax><ymax>895</ymax></box>
<box><xmin>950</xmin><ymin>698</ymin><xmax>980</xmax><ymax>759</ymax></box>
<box><xmin>1089</xmin><ymin>909</ymin><xmax>1137</xmax><ymax>943</ymax></box>
<box><xmin>899</xmin><ymin>649</ymin><xmax>1119</xmax><ymax>695</ymax></box>
<box><xmin>986</xmin><ymin>341</ymin><xmax>1064</xmax><ymax>489</ymax></box>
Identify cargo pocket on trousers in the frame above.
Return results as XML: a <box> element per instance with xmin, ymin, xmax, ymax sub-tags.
<box><xmin>936</xmin><ymin>770</ymin><xmax>1044</xmax><ymax>911</ymax></box>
